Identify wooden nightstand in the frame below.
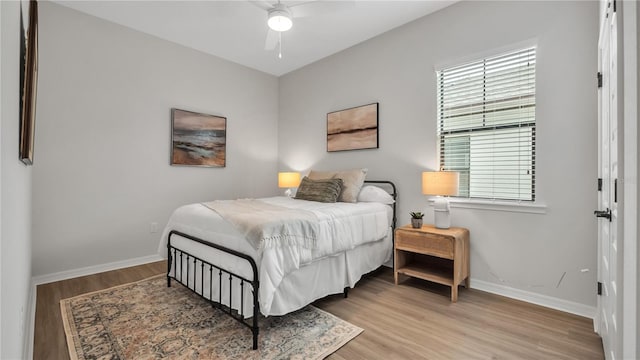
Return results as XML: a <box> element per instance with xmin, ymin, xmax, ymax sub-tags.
<box><xmin>394</xmin><ymin>224</ymin><xmax>470</xmax><ymax>302</ymax></box>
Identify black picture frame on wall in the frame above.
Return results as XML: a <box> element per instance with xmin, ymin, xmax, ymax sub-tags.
<box><xmin>327</xmin><ymin>102</ymin><xmax>379</xmax><ymax>152</ymax></box>
<box><xmin>19</xmin><ymin>0</ymin><xmax>38</xmax><ymax>165</ymax></box>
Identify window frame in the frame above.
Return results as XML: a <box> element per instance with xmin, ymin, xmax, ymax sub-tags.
<box><xmin>435</xmin><ymin>46</ymin><xmax>537</xmax><ymax>202</ymax></box>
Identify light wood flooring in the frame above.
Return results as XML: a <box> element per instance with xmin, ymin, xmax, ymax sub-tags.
<box><xmin>34</xmin><ymin>261</ymin><xmax>604</xmax><ymax>359</ymax></box>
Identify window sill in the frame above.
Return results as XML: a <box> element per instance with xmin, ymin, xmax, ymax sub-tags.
<box><xmin>428</xmin><ymin>198</ymin><xmax>547</xmax><ymax>214</ymax></box>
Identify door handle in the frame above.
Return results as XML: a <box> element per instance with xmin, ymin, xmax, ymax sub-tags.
<box><xmin>594</xmin><ymin>208</ymin><xmax>612</xmax><ymax>222</ymax></box>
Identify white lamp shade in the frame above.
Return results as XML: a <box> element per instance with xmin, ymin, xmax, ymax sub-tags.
<box><xmin>422</xmin><ymin>171</ymin><xmax>459</xmax><ymax>196</ymax></box>
<box><xmin>268</xmin><ymin>9</ymin><xmax>292</xmax><ymax>32</ymax></box>
<box><xmin>278</xmin><ymin>172</ymin><xmax>301</xmax><ymax>188</ymax></box>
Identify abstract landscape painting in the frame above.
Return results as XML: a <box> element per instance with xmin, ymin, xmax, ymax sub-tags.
<box><xmin>19</xmin><ymin>0</ymin><xmax>38</xmax><ymax>165</ymax></box>
<box><xmin>327</xmin><ymin>103</ymin><xmax>378</xmax><ymax>152</ymax></box>
<box><xmin>171</xmin><ymin>109</ymin><xmax>226</xmax><ymax>167</ymax></box>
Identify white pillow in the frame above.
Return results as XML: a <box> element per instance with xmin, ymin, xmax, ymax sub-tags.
<box><xmin>357</xmin><ymin>185</ymin><xmax>395</xmax><ymax>204</ymax></box>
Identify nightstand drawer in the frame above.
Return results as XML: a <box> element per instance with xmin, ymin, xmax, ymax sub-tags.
<box><xmin>396</xmin><ymin>230</ymin><xmax>454</xmax><ymax>259</ymax></box>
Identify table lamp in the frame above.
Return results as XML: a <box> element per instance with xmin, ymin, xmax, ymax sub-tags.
<box><xmin>422</xmin><ymin>171</ymin><xmax>459</xmax><ymax>229</ymax></box>
<box><xmin>278</xmin><ymin>172</ymin><xmax>301</xmax><ymax>197</ymax></box>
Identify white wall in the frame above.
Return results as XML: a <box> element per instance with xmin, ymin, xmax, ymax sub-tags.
<box><xmin>1</xmin><ymin>1</ymin><xmax>33</xmax><ymax>358</ymax></box>
<box><xmin>619</xmin><ymin>1</ymin><xmax>639</xmax><ymax>357</ymax></box>
<box><xmin>32</xmin><ymin>2</ymin><xmax>279</xmax><ymax>276</ymax></box>
<box><xmin>632</xmin><ymin>1</ymin><xmax>639</xmax><ymax>357</ymax></box>
<box><xmin>1</xmin><ymin>1</ymin><xmax>3</xmax><ymax>354</ymax></box>
<box><xmin>279</xmin><ymin>1</ymin><xmax>599</xmax><ymax>310</ymax></box>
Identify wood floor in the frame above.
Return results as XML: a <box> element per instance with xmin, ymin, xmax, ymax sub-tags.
<box><xmin>34</xmin><ymin>261</ymin><xmax>604</xmax><ymax>360</ymax></box>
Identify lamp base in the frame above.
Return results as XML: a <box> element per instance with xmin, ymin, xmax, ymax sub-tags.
<box><xmin>284</xmin><ymin>188</ymin><xmax>293</xmax><ymax>197</ymax></box>
<box><xmin>434</xmin><ymin>211</ymin><xmax>450</xmax><ymax>229</ymax></box>
<box><xmin>433</xmin><ymin>196</ymin><xmax>451</xmax><ymax>229</ymax></box>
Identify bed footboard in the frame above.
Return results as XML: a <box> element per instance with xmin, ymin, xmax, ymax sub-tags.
<box><xmin>167</xmin><ymin>230</ymin><xmax>260</xmax><ymax>350</ymax></box>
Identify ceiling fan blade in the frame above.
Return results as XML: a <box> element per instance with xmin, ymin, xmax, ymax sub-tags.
<box><xmin>264</xmin><ymin>29</ymin><xmax>279</xmax><ymax>50</ymax></box>
<box><xmin>249</xmin><ymin>0</ymin><xmax>273</xmax><ymax>11</ymax></box>
<box><xmin>290</xmin><ymin>0</ymin><xmax>355</xmax><ymax>18</ymax></box>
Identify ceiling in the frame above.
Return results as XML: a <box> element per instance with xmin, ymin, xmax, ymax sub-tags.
<box><xmin>54</xmin><ymin>1</ymin><xmax>457</xmax><ymax>76</ymax></box>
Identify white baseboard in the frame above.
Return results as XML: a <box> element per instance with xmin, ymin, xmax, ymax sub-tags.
<box><xmin>471</xmin><ymin>278</ymin><xmax>597</xmax><ymax>319</ymax></box>
<box><xmin>32</xmin><ymin>254</ymin><xmax>164</xmax><ymax>286</ymax></box>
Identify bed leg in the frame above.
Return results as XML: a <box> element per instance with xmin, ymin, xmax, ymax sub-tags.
<box><xmin>167</xmin><ymin>235</ymin><xmax>172</xmax><ymax>288</ymax></box>
<box><xmin>252</xmin><ymin>329</ymin><xmax>258</xmax><ymax>350</ymax></box>
<box><xmin>252</xmin><ymin>283</ymin><xmax>260</xmax><ymax>350</ymax></box>
<box><xmin>344</xmin><ymin>287</ymin><xmax>349</xmax><ymax>298</ymax></box>
<box><xmin>167</xmin><ymin>256</ymin><xmax>172</xmax><ymax>288</ymax></box>
<box><xmin>167</xmin><ymin>252</ymin><xmax>172</xmax><ymax>288</ymax></box>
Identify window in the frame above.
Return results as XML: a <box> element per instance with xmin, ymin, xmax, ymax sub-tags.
<box><xmin>436</xmin><ymin>47</ymin><xmax>536</xmax><ymax>201</ymax></box>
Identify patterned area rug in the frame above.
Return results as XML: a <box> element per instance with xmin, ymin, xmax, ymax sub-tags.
<box><xmin>60</xmin><ymin>275</ymin><xmax>362</xmax><ymax>359</ymax></box>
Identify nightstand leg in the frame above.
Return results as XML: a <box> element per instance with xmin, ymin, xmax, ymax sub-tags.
<box><xmin>394</xmin><ymin>249</ymin><xmax>405</xmax><ymax>285</ymax></box>
<box><xmin>465</xmin><ymin>277</ymin><xmax>470</xmax><ymax>288</ymax></box>
<box><xmin>451</xmin><ymin>285</ymin><xmax>458</xmax><ymax>302</ymax></box>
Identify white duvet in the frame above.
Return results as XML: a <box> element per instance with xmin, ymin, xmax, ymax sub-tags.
<box><xmin>158</xmin><ymin>196</ymin><xmax>392</xmax><ymax>315</ymax></box>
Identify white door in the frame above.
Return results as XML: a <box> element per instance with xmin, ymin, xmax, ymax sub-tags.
<box><xmin>596</xmin><ymin>3</ymin><xmax>620</xmax><ymax>359</ymax></box>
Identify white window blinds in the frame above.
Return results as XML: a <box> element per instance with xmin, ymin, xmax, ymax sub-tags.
<box><xmin>436</xmin><ymin>47</ymin><xmax>536</xmax><ymax>201</ymax></box>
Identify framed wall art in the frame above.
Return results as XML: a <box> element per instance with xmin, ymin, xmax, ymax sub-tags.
<box><xmin>19</xmin><ymin>0</ymin><xmax>39</xmax><ymax>165</ymax></box>
<box><xmin>171</xmin><ymin>108</ymin><xmax>226</xmax><ymax>167</ymax></box>
<box><xmin>327</xmin><ymin>102</ymin><xmax>378</xmax><ymax>152</ymax></box>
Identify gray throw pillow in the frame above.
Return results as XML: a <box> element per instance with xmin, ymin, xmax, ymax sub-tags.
<box><xmin>294</xmin><ymin>177</ymin><xmax>343</xmax><ymax>203</ymax></box>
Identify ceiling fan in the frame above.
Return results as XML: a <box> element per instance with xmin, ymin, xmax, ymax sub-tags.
<box><xmin>251</xmin><ymin>1</ymin><xmax>354</xmax><ymax>58</ymax></box>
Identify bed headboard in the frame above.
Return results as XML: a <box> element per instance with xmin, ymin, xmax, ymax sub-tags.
<box><xmin>363</xmin><ymin>180</ymin><xmax>397</xmax><ymax>230</ymax></box>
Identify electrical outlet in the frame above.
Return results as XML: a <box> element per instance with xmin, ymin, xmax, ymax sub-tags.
<box><xmin>150</xmin><ymin>222</ymin><xmax>159</xmax><ymax>234</ymax></box>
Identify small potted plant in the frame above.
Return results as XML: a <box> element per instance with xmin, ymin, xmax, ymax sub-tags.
<box><xmin>410</xmin><ymin>211</ymin><xmax>424</xmax><ymax>229</ymax></box>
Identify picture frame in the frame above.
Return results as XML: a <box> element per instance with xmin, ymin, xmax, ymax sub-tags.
<box><xmin>327</xmin><ymin>102</ymin><xmax>379</xmax><ymax>152</ymax></box>
<box><xmin>19</xmin><ymin>0</ymin><xmax>39</xmax><ymax>165</ymax></box>
<box><xmin>171</xmin><ymin>108</ymin><xmax>227</xmax><ymax>167</ymax></box>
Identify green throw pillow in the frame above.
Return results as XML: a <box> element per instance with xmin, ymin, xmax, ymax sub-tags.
<box><xmin>294</xmin><ymin>177</ymin><xmax>343</xmax><ymax>203</ymax></box>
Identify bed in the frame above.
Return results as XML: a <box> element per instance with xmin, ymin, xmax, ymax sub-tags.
<box><xmin>157</xmin><ymin>178</ymin><xmax>397</xmax><ymax>350</ymax></box>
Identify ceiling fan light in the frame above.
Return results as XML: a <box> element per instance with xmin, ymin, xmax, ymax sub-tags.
<box><xmin>268</xmin><ymin>9</ymin><xmax>292</xmax><ymax>32</ymax></box>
